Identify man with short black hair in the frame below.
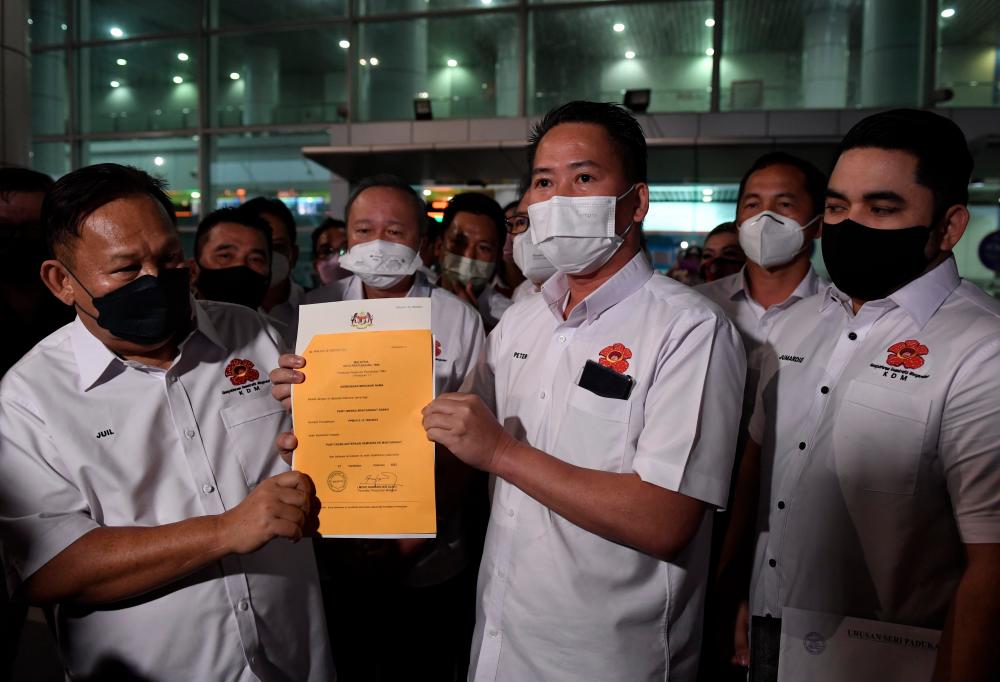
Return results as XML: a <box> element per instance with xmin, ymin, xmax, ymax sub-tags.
<box><xmin>421</xmin><ymin>101</ymin><xmax>746</xmax><ymax>681</ymax></box>
<box><xmin>0</xmin><ymin>163</ymin><xmax>334</xmax><ymax>681</ymax></box>
<box><xmin>191</xmin><ymin>206</ymin><xmax>275</xmax><ymax>311</ymax></box>
<box><xmin>723</xmin><ymin>109</ymin><xmax>1000</xmax><ymax>682</ymax></box>
<box><xmin>242</xmin><ymin>196</ymin><xmax>303</xmax><ymax>328</ymax></box>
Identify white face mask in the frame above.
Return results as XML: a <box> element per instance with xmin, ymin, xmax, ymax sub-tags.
<box><xmin>738</xmin><ymin>210</ymin><xmax>819</xmax><ymax>269</ymax></box>
<box><xmin>512</xmin><ymin>231</ymin><xmax>557</xmax><ymax>284</ymax></box>
<box><xmin>528</xmin><ymin>185</ymin><xmax>636</xmax><ymax>275</ymax></box>
<box><xmin>441</xmin><ymin>251</ymin><xmax>495</xmax><ymax>291</ymax></box>
<box><xmin>340</xmin><ymin>239</ymin><xmax>420</xmax><ymax>289</ymax></box>
<box><xmin>269</xmin><ymin>252</ymin><xmax>290</xmax><ymax>287</ymax></box>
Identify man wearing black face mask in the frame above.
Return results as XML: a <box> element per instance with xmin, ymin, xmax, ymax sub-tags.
<box><xmin>0</xmin><ymin>164</ymin><xmax>334</xmax><ymax>681</ymax></box>
<box><xmin>191</xmin><ymin>206</ymin><xmax>274</xmax><ymax>311</ymax></box>
<box><xmin>720</xmin><ymin>110</ymin><xmax>1000</xmax><ymax>682</ymax></box>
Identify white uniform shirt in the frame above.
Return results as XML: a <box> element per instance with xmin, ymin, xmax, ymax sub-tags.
<box><xmin>467</xmin><ymin>253</ymin><xmax>746</xmax><ymax>682</ymax></box>
<box><xmin>305</xmin><ymin>272</ymin><xmax>485</xmax><ymax>585</ymax></box>
<box><xmin>477</xmin><ymin>284</ymin><xmax>514</xmax><ymax>328</ymax></box>
<box><xmin>0</xmin><ymin>301</ymin><xmax>334</xmax><ymax>681</ymax></box>
<box><xmin>511</xmin><ymin>278</ymin><xmax>543</xmax><ymax>303</ymax></box>
<box><xmin>748</xmin><ymin>257</ymin><xmax>1000</xmax><ymax>629</ymax></box>
<box><xmin>264</xmin><ymin>280</ymin><xmax>306</xmax><ymax>345</ymax></box>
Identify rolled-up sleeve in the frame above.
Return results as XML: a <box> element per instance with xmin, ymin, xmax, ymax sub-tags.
<box><xmin>0</xmin><ymin>391</ymin><xmax>99</xmax><ymax>595</ymax></box>
<box><xmin>632</xmin><ymin>308</ymin><xmax>746</xmax><ymax>509</ymax></box>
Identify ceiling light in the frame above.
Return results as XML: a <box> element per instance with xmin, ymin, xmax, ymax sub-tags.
<box><xmin>172</xmin><ymin>75</ymin><xmax>183</xmax><ymax>84</ymax></box>
<box><xmin>447</xmin><ymin>58</ymin><xmax>458</xmax><ymax>68</ymax></box>
<box><xmin>416</xmin><ymin>91</ymin><xmax>429</xmax><ymax>99</ymax></box>
<box><xmin>153</xmin><ymin>156</ymin><xmax>165</xmax><ymax>166</ymax></box>
<box><xmin>613</xmin><ymin>23</ymin><xmax>625</xmax><ymax>32</ymax></box>
<box><xmin>109</xmin><ymin>26</ymin><xmax>123</xmax><ymax>38</ymax></box>
<box><xmin>110</xmin><ymin>80</ymin><xmax>121</xmax><ymax>88</ymax></box>
<box><xmin>61</xmin><ymin>23</ymin><xmax>68</xmax><ymax>30</ymax></box>
<box><xmin>940</xmin><ymin>8</ymin><xmax>955</xmax><ymax>18</ymax></box>
<box><xmin>482</xmin><ymin>0</ymin><xmax>493</xmax><ymax>4</ymax></box>
<box><xmin>177</xmin><ymin>52</ymin><xmax>189</xmax><ymax>61</ymax></box>
<box><xmin>680</xmin><ymin>241</ymin><xmax>690</xmax><ymax>249</ymax></box>
<box><xmin>702</xmin><ymin>196</ymin><xmax>713</xmax><ymax>202</ymax></box>
<box><xmin>705</xmin><ymin>18</ymin><xmax>715</xmax><ymax>27</ymax></box>
<box><xmin>624</xmin><ymin>50</ymin><xmax>636</xmax><ymax>59</ymax></box>
<box><xmin>702</xmin><ymin>188</ymin><xmax>714</xmax><ymax>195</ymax></box>
<box><xmin>706</xmin><ymin>48</ymin><xmax>715</xmax><ymax>56</ymax></box>
<box><xmin>422</xmin><ymin>189</ymin><xmax>432</xmax><ymax>196</ymax></box>
<box><xmin>339</xmin><ymin>39</ymin><xmax>350</xmax><ymax>49</ymax></box>
<box><xmin>116</xmin><ymin>58</ymin><xmax>127</xmax><ymax>66</ymax></box>
<box><xmin>191</xmin><ymin>191</ymin><xmax>201</xmax><ymax>199</ymax></box>
<box><xmin>229</xmin><ymin>72</ymin><xmax>240</xmax><ymax>80</ymax></box>
<box><xmin>27</xmin><ymin>17</ymin><xmax>33</xmax><ymax>25</ymax></box>
<box><xmin>359</xmin><ymin>58</ymin><xmax>367</xmax><ymax>65</ymax></box>
<box><xmin>369</xmin><ymin>57</ymin><xmax>379</xmax><ymax>66</ymax></box>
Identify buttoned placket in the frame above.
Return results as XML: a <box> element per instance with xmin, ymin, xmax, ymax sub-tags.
<box><xmin>161</xmin><ymin>366</ymin><xmax>262</xmax><ymax>675</ymax></box>
<box><xmin>762</xmin><ymin>300</ymin><xmax>891</xmax><ymax>616</ymax></box>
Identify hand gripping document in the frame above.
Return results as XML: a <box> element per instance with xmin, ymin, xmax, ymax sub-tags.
<box><xmin>777</xmin><ymin>608</ymin><xmax>941</xmax><ymax>682</ymax></box>
<box><xmin>293</xmin><ymin>298</ymin><xmax>436</xmax><ymax>538</ymax></box>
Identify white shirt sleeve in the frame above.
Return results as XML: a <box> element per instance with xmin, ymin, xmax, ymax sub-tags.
<box><xmin>939</xmin><ymin>338</ymin><xmax>1000</xmax><ymax>543</ymax></box>
<box><xmin>631</xmin><ymin>309</ymin><xmax>747</xmax><ymax>509</ymax></box>
<box><xmin>461</xmin><ymin>316</ymin><xmax>501</xmax><ymax>415</ymax></box>
<box><xmin>0</xmin><ymin>388</ymin><xmax>101</xmax><ymax>593</ymax></box>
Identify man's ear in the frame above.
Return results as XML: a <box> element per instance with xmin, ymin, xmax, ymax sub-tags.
<box><xmin>936</xmin><ymin>205</ymin><xmax>969</xmax><ymax>252</ymax></box>
<box><xmin>632</xmin><ymin>183</ymin><xmax>650</xmax><ymax>224</ymax></box>
<box><xmin>40</xmin><ymin>259</ymin><xmax>76</xmax><ymax>307</ymax></box>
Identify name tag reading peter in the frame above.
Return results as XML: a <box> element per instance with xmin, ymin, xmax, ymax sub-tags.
<box><xmin>293</xmin><ymin>298</ymin><xmax>436</xmax><ymax>539</ymax></box>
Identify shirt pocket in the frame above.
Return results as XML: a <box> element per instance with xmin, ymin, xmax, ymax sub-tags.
<box><xmin>220</xmin><ymin>395</ymin><xmax>289</xmax><ymax>487</ymax></box>
<box><xmin>832</xmin><ymin>380</ymin><xmax>931</xmax><ymax>495</ymax></box>
<box><xmin>553</xmin><ymin>383</ymin><xmax>632</xmax><ymax>472</ymax></box>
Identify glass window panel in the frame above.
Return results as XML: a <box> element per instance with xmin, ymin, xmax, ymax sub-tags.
<box><xmin>78</xmin><ymin>38</ymin><xmax>199</xmax><ymax>134</ymax></box>
<box><xmin>212</xmin><ymin>0</ymin><xmax>346</xmax><ymax>28</ymax></box>
<box><xmin>210</xmin><ymin>131</ymin><xmax>334</xmax><ymax>285</ymax></box>
<box><xmin>29</xmin><ymin>0</ymin><xmax>70</xmax><ymax>45</ymax></box>
<box><xmin>356</xmin><ymin>0</ymin><xmax>516</xmax><ymax>16</ymax></box>
<box><xmin>30</xmin><ymin>141</ymin><xmax>71</xmax><ymax>179</ymax></box>
<box><xmin>79</xmin><ymin>0</ymin><xmax>199</xmax><ymax>41</ymax></box>
<box><xmin>212</xmin><ymin>30</ymin><xmax>349</xmax><ymax>127</ymax></box>
<box><xmin>529</xmin><ymin>2</ymin><xmax>713</xmax><ymax>116</ymax></box>
<box><xmin>84</xmin><ymin>136</ymin><xmax>201</xmax><ymax>228</ymax></box>
<box><xmin>355</xmin><ymin>12</ymin><xmax>518</xmax><ymax>122</ymax></box>
<box><xmin>32</xmin><ymin>50</ymin><xmax>69</xmax><ymax>135</ymax></box>
<box><xmin>936</xmin><ymin>1</ymin><xmax>1000</xmax><ymax>107</ymax></box>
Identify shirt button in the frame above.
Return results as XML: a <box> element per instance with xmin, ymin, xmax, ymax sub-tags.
<box><xmin>798</xmin><ymin>442</ymin><xmax>806</xmax><ymax>450</ymax></box>
<box><xmin>488</xmin><ymin>628</ymin><xmax>498</xmax><ymax>638</ymax></box>
<box><xmin>848</xmin><ymin>332</ymin><xmax>858</xmax><ymax>341</ymax></box>
<box><xmin>202</xmin><ymin>483</ymin><xmax>215</xmax><ymax>494</ymax></box>
<box><xmin>506</xmin><ymin>508</ymin><xmax>515</xmax><ymax>518</ymax></box>
<box><xmin>558</xmin><ymin>335</ymin><xmax>566</xmax><ymax>343</ymax></box>
<box><xmin>539</xmin><ymin>391</ymin><xmax>546</xmax><ymax>399</ymax></box>
<box><xmin>496</xmin><ymin>568</ymin><xmax>505</xmax><ymax>579</ymax></box>
<box><xmin>820</xmin><ymin>386</ymin><xmax>829</xmax><ymax>395</ymax></box>
<box><xmin>768</xmin><ymin>559</ymin><xmax>777</xmax><ymax>568</ymax></box>
<box><xmin>777</xmin><ymin>501</ymin><xmax>785</xmax><ymax>510</ymax></box>
<box><xmin>185</xmin><ymin>429</ymin><xmax>196</xmax><ymax>439</ymax></box>
<box><xmin>237</xmin><ymin>599</ymin><xmax>249</xmax><ymax>611</ymax></box>
<box><xmin>168</xmin><ymin>375</ymin><xmax>178</xmax><ymax>384</ymax></box>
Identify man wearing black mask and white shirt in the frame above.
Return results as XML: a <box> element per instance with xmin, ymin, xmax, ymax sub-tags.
<box><xmin>191</xmin><ymin>206</ymin><xmax>275</xmax><ymax>311</ymax></box>
<box><xmin>721</xmin><ymin>109</ymin><xmax>1000</xmax><ymax>682</ymax></box>
<box><xmin>0</xmin><ymin>163</ymin><xmax>334</xmax><ymax>681</ymax></box>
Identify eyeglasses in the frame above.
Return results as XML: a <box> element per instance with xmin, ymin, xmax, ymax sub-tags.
<box><xmin>505</xmin><ymin>214</ymin><xmax>530</xmax><ymax>235</ymax></box>
<box><xmin>315</xmin><ymin>245</ymin><xmax>348</xmax><ymax>258</ymax></box>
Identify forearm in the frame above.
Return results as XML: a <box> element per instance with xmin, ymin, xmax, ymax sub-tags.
<box><xmin>932</xmin><ymin>546</ymin><xmax>1000</xmax><ymax>682</ymax></box>
<box><xmin>24</xmin><ymin>515</ymin><xmax>231</xmax><ymax>606</ymax></box>
<box><xmin>493</xmin><ymin>439</ymin><xmax>704</xmax><ymax>561</ymax></box>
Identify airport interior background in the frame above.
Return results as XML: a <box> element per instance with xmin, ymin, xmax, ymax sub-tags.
<box><xmin>1</xmin><ymin>0</ymin><xmax>999</xmax><ymax>676</ymax></box>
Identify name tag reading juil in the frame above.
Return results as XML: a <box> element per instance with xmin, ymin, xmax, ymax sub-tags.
<box><xmin>293</xmin><ymin>298</ymin><xmax>436</xmax><ymax>538</ymax></box>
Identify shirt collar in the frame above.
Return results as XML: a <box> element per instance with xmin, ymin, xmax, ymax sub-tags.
<box><xmin>541</xmin><ymin>251</ymin><xmax>653</xmax><ymax>324</ymax></box>
<box><xmin>70</xmin><ymin>299</ymin><xmax>224</xmax><ymax>392</ymax></box>
<box><xmin>733</xmin><ymin>264</ymin><xmax>821</xmax><ymax>303</ymax></box>
<box><xmin>819</xmin><ymin>257</ymin><xmax>960</xmax><ymax>330</ymax></box>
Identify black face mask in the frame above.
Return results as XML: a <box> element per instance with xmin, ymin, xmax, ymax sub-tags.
<box><xmin>821</xmin><ymin>219</ymin><xmax>933</xmax><ymax>302</ymax></box>
<box><xmin>69</xmin><ymin>267</ymin><xmax>193</xmax><ymax>345</ymax></box>
<box><xmin>195</xmin><ymin>265</ymin><xmax>270</xmax><ymax>310</ymax></box>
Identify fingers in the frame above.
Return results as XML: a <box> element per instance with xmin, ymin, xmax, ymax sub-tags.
<box><xmin>276</xmin><ymin>431</ymin><xmax>298</xmax><ymax>454</ymax></box>
<box><xmin>732</xmin><ymin>602</ymin><xmax>750</xmax><ymax>667</ymax></box>
<box><xmin>278</xmin><ymin>354</ymin><xmax>306</xmax><ymax>370</ymax></box>
<box><xmin>422</xmin><ymin>413</ymin><xmax>456</xmax><ymax>433</ymax></box>
<box><xmin>424</xmin><ymin>426</ymin><xmax>454</xmax><ymax>445</ymax></box>
<box><xmin>271</xmin><ymin>469</ymin><xmax>310</xmax><ymax>490</ymax></box>
<box><xmin>277</xmin><ymin>487</ymin><xmax>311</xmax><ymax>513</ymax></box>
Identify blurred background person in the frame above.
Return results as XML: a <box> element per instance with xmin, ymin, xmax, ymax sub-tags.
<box><xmin>242</xmin><ymin>196</ymin><xmax>302</xmax><ymax>330</ymax></box>
<box><xmin>418</xmin><ymin>203</ymin><xmax>445</xmax><ymax>285</ymax></box>
<box><xmin>700</xmin><ymin>222</ymin><xmax>745</xmax><ymax>283</ymax></box>
<box><xmin>190</xmin><ymin>207</ymin><xmax>274</xmax><ymax>311</ymax></box>
<box><xmin>666</xmin><ymin>243</ymin><xmax>705</xmax><ymax>285</ymax></box>
<box><xmin>311</xmin><ymin>217</ymin><xmax>348</xmax><ymax>286</ymax></box>
<box><xmin>507</xmin><ymin>196</ymin><xmax>556</xmax><ymax>302</ymax></box>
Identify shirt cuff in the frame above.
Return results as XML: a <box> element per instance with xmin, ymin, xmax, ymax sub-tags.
<box><xmin>957</xmin><ymin>515</ymin><xmax>1000</xmax><ymax>544</ymax></box>
<box><xmin>632</xmin><ymin>458</ymin><xmax>729</xmax><ymax>509</ymax></box>
<box><xmin>6</xmin><ymin>513</ymin><xmax>101</xmax><ymax>595</ymax></box>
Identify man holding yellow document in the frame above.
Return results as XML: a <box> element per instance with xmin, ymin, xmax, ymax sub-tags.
<box><xmin>293</xmin><ymin>297</ymin><xmax>436</xmax><ymax>538</ymax></box>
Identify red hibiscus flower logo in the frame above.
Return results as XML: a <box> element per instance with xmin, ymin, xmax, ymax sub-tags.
<box><xmin>225</xmin><ymin>358</ymin><xmax>260</xmax><ymax>386</ymax></box>
<box><xmin>599</xmin><ymin>343</ymin><xmax>632</xmax><ymax>373</ymax></box>
<box><xmin>435</xmin><ymin>340</ymin><xmax>442</xmax><ymax>357</ymax></box>
<box><xmin>886</xmin><ymin>340</ymin><xmax>928</xmax><ymax>370</ymax></box>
